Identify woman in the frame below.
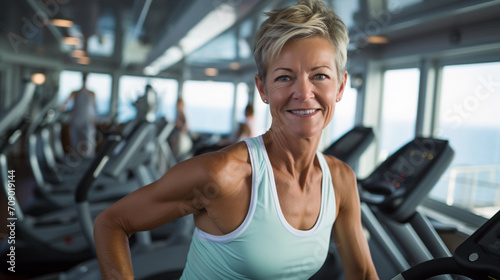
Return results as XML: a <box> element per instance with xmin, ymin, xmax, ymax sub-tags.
<box><xmin>237</xmin><ymin>104</ymin><xmax>256</xmax><ymax>141</ymax></box>
<box><xmin>94</xmin><ymin>0</ymin><xmax>378</xmax><ymax>279</ymax></box>
<box><xmin>62</xmin><ymin>72</ymin><xmax>97</xmax><ymax>158</ymax></box>
<box><xmin>168</xmin><ymin>98</ymin><xmax>193</xmax><ymax>160</ymax></box>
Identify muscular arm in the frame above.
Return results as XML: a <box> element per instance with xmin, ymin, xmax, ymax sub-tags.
<box><xmin>330</xmin><ymin>160</ymin><xmax>379</xmax><ymax>280</ymax></box>
<box><xmin>93</xmin><ymin>154</ymin><xmax>223</xmax><ymax>279</ymax></box>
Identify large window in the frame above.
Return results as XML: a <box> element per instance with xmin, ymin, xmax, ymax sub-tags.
<box><xmin>430</xmin><ymin>62</ymin><xmax>500</xmax><ymax>218</ymax></box>
<box><xmin>252</xmin><ymin>85</ymin><xmax>271</xmax><ymax>136</ymax></box>
<box><xmin>58</xmin><ymin>71</ymin><xmax>112</xmax><ymax>115</ymax></box>
<box><xmin>235</xmin><ymin>83</ymin><xmax>249</xmax><ymax>124</ymax></box>
<box><xmin>118</xmin><ymin>76</ymin><xmax>178</xmax><ymax>123</ymax></box>
<box><xmin>183</xmin><ymin>81</ymin><xmax>235</xmax><ymax>134</ymax></box>
<box><xmin>378</xmin><ymin>68</ymin><xmax>420</xmax><ymax>161</ymax></box>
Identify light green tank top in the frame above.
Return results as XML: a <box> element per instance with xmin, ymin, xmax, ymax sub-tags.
<box><xmin>180</xmin><ymin>135</ymin><xmax>336</xmax><ymax>279</ymax></box>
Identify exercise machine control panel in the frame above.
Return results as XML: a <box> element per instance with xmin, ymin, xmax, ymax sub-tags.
<box><xmin>359</xmin><ymin>137</ymin><xmax>454</xmax><ymax>222</ymax></box>
<box><xmin>323</xmin><ymin>126</ymin><xmax>375</xmax><ymax>168</ymax></box>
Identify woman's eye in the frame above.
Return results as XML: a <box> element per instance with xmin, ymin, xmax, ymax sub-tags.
<box><xmin>276</xmin><ymin>76</ymin><xmax>291</xmax><ymax>82</ymax></box>
<box><xmin>314</xmin><ymin>74</ymin><xmax>328</xmax><ymax>80</ymax></box>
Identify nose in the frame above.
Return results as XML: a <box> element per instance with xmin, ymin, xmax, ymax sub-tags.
<box><xmin>292</xmin><ymin>75</ymin><xmax>315</xmax><ymax>101</ymax></box>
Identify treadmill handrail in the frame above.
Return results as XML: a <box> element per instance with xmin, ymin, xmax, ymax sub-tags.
<box><xmin>0</xmin><ymin>82</ymin><xmax>35</xmax><ymax>135</ymax></box>
<box><xmin>392</xmin><ymin>209</ymin><xmax>500</xmax><ymax>280</ymax></box>
<box><xmin>104</xmin><ymin>121</ymin><xmax>156</xmax><ymax>178</ymax></box>
<box><xmin>74</xmin><ymin>134</ymin><xmax>123</xmax><ymax>203</ymax></box>
<box><xmin>0</xmin><ymin>119</ymin><xmax>29</xmax><ymax>152</ymax></box>
<box><xmin>393</xmin><ymin>257</ymin><xmax>464</xmax><ymax>280</ymax></box>
<box><xmin>25</xmin><ymin>89</ymin><xmax>59</xmax><ymax>137</ymax></box>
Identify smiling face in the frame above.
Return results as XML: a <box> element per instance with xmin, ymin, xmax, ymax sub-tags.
<box><xmin>255</xmin><ymin>36</ymin><xmax>347</xmax><ymax>139</ymax></box>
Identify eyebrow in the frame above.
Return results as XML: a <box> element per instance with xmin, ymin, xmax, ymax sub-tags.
<box><xmin>272</xmin><ymin>67</ymin><xmax>293</xmax><ymax>73</ymax></box>
<box><xmin>272</xmin><ymin>65</ymin><xmax>332</xmax><ymax>73</ymax></box>
<box><xmin>311</xmin><ymin>65</ymin><xmax>332</xmax><ymax>71</ymax></box>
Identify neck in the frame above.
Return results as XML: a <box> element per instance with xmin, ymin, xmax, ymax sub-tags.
<box><xmin>262</xmin><ymin>128</ymin><xmax>321</xmax><ymax>181</ymax></box>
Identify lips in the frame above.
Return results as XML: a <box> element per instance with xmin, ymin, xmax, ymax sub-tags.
<box><xmin>289</xmin><ymin>109</ymin><xmax>319</xmax><ymax>115</ymax></box>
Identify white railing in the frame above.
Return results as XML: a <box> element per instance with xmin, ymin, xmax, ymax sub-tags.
<box><xmin>446</xmin><ymin>165</ymin><xmax>500</xmax><ymax>212</ymax></box>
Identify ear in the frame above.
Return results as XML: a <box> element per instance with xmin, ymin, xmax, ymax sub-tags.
<box><xmin>255</xmin><ymin>74</ymin><xmax>268</xmax><ymax>103</ymax></box>
<box><xmin>336</xmin><ymin>71</ymin><xmax>348</xmax><ymax>102</ymax></box>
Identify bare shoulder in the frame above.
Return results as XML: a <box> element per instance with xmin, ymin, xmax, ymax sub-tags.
<box><xmin>187</xmin><ymin>141</ymin><xmax>251</xmax><ymax>197</ymax></box>
<box><xmin>322</xmin><ymin>154</ymin><xmax>358</xmax><ymax>210</ymax></box>
<box><xmin>322</xmin><ymin>154</ymin><xmax>356</xmax><ymax>186</ymax></box>
<box><xmin>157</xmin><ymin>141</ymin><xmax>251</xmax><ymax>196</ymax></box>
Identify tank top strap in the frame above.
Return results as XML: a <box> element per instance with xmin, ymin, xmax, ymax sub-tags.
<box><xmin>244</xmin><ymin>135</ymin><xmax>266</xmax><ymax>175</ymax></box>
<box><xmin>316</xmin><ymin>151</ymin><xmax>336</xmax><ymax>225</ymax></box>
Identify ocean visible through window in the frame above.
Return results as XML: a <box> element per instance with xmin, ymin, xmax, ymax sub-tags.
<box><xmin>430</xmin><ymin>62</ymin><xmax>500</xmax><ymax>218</ymax></box>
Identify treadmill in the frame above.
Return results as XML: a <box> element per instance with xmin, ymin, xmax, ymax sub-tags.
<box><xmin>0</xmin><ymin>85</ymin><xmax>170</xmax><ymax>277</ymax></box>
<box><xmin>359</xmin><ymin>137</ymin><xmax>456</xmax><ymax>280</ymax></box>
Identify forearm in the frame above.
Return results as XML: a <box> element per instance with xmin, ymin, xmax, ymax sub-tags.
<box><xmin>340</xmin><ymin>252</ymin><xmax>379</xmax><ymax>280</ymax></box>
<box><xmin>94</xmin><ymin>214</ymin><xmax>134</xmax><ymax>280</ymax></box>
<box><xmin>337</xmin><ymin>239</ymin><xmax>379</xmax><ymax>280</ymax></box>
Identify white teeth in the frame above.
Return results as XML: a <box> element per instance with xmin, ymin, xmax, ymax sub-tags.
<box><xmin>291</xmin><ymin>109</ymin><xmax>316</xmax><ymax>115</ymax></box>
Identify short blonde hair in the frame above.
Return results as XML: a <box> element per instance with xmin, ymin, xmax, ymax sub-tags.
<box><xmin>253</xmin><ymin>0</ymin><xmax>349</xmax><ymax>84</ymax></box>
